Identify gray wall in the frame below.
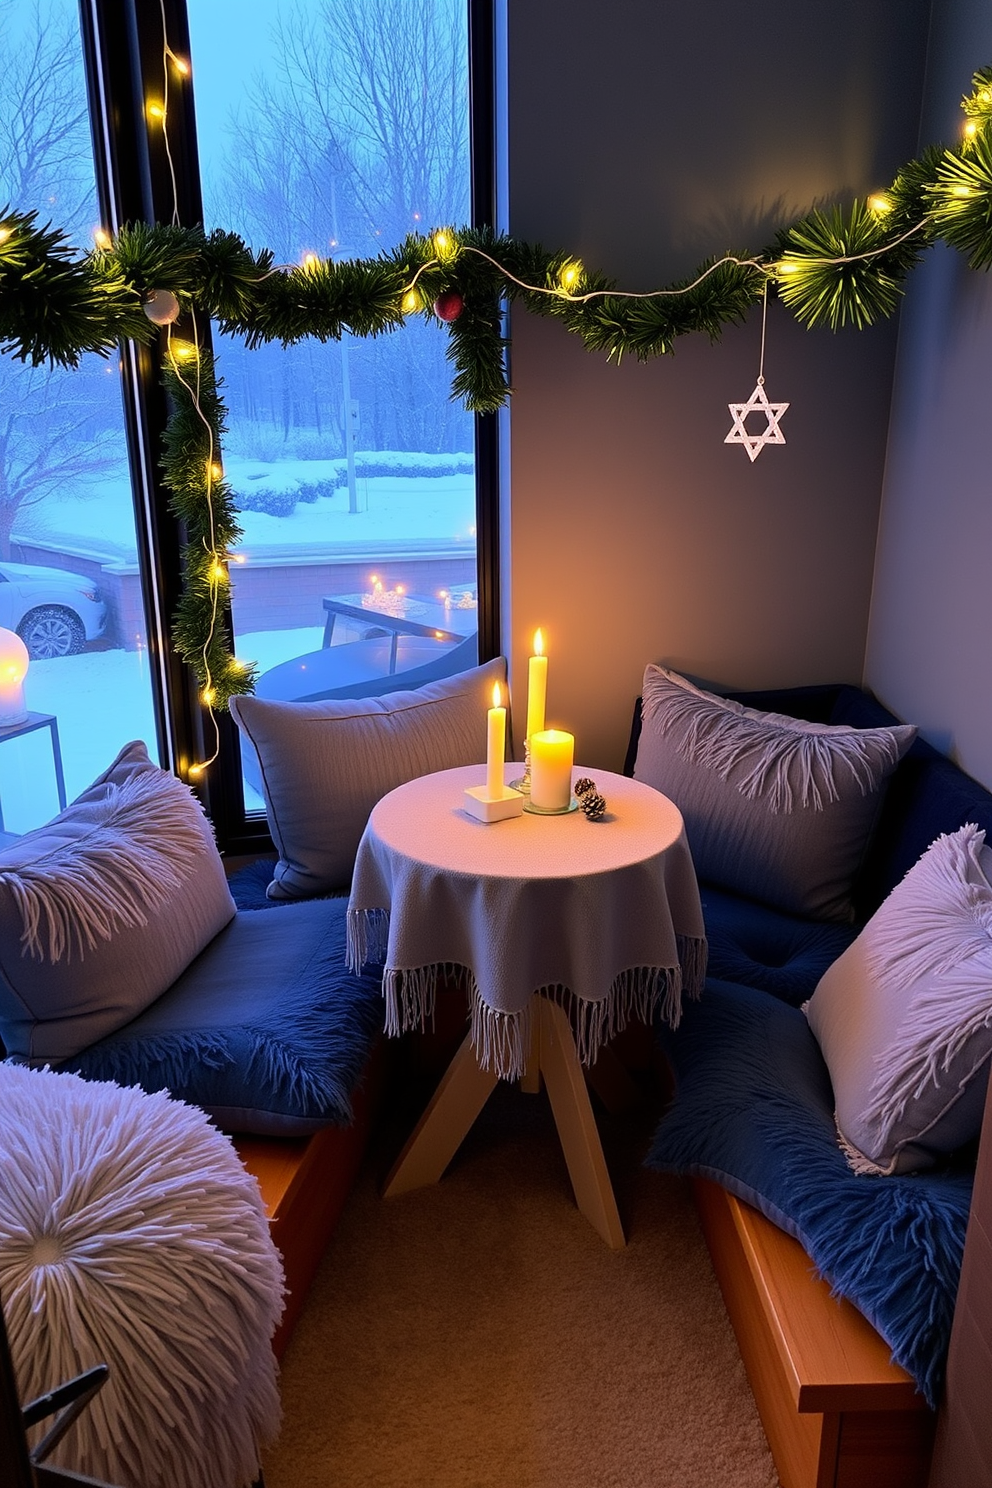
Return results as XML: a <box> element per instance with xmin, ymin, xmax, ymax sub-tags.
<box><xmin>502</xmin><ymin>0</ymin><xmax>931</xmax><ymax>769</ymax></box>
<box><xmin>865</xmin><ymin>0</ymin><xmax>992</xmax><ymax>790</ymax></box>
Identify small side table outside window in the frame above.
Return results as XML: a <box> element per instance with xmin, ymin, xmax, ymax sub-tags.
<box><xmin>0</xmin><ymin>713</ymin><xmax>67</xmax><ymax>833</ymax></box>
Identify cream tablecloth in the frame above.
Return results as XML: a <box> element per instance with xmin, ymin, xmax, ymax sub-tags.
<box><xmin>347</xmin><ymin>764</ymin><xmax>706</xmax><ymax>1078</ymax></box>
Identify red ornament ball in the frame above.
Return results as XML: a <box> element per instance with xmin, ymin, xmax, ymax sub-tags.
<box><xmin>433</xmin><ymin>289</ymin><xmax>464</xmax><ymax>322</ymax></box>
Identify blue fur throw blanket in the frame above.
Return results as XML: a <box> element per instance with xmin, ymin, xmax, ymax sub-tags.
<box><xmin>647</xmin><ymin>977</ymin><xmax>973</xmax><ymax>1408</ymax></box>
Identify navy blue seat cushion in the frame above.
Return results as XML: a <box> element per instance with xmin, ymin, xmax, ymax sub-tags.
<box><xmin>700</xmin><ymin>884</ymin><xmax>858</xmax><ymax>1005</ymax></box>
<box><xmin>647</xmin><ymin>977</ymin><xmax>973</xmax><ymax>1407</ymax></box>
<box><xmin>64</xmin><ymin>898</ymin><xmax>384</xmax><ymax>1137</ymax></box>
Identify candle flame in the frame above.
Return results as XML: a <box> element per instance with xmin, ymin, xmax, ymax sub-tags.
<box><xmin>534</xmin><ymin>628</ymin><xmax>544</xmax><ymax>656</ymax></box>
<box><xmin>492</xmin><ymin>682</ymin><xmax>502</xmax><ymax>709</ymax></box>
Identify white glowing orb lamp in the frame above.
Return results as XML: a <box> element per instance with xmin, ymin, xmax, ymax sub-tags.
<box><xmin>0</xmin><ymin>627</ymin><xmax>30</xmax><ymax>727</ymax></box>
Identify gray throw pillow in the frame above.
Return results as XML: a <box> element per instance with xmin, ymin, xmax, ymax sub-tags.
<box><xmin>805</xmin><ymin>824</ymin><xmax>992</xmax><ymax>1174</ymax></box>
<box><xmin>230</xmin><ymin>657</ymin><xmax>507</xmax><ymax>899</ymax></box>
<box><xmin>633</xmin><ymin>666</ymin><xmax>916</xmax><ymax>921</ymax></box>
<box><xmin>0</xmin><ymin>741</ymin><xmax>236</xmax><ymax>1062</ymax></box>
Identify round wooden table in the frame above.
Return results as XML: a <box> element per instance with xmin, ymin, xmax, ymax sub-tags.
<box><xmin>347</xmin><ymin>763</ymin><xmax>707</xmax><ymax>1247</ymax></box>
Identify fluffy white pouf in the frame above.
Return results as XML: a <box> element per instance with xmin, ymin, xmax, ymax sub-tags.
<box><xmin>0</xmin><ymin>1062</ymin><xmax>284</xmax><ymax>1488</ymax></box>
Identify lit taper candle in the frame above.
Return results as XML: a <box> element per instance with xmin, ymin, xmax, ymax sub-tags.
<box><xmin>486</xmin><ymin>682</ymin><xmax>506</xmax><ymax>798</ymax></box>
<box><xmin>525</xmin><ymin>628</ymin><xmax>547</xmax><ymax>741</ymax></box>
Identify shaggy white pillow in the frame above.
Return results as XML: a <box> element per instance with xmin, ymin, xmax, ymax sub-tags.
<box><xmin>0</xmin><ymin>740</ymin><xmax>235</xmax><ymax>1062</ymax></box>
<box><xmin>805</xmin><ymin>824</ymin><xmax>992</xmax><ymax>1173</ymax></box>
<box><xmin>0</xmin><ymin>1062</ymin><xmax>284</xmax><ymax>1488</ymax></box>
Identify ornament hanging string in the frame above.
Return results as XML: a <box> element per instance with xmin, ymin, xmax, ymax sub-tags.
<box><xmin>724</xmin><ymin>282</ymin><xmax>789</xmax><ymax>463</ymax></box>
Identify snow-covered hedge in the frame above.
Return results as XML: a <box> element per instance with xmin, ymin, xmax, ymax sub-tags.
<box><xmin>232</xmin><ymin>452</ymin><xmax>474</xmax><ymax>517</ymax></box>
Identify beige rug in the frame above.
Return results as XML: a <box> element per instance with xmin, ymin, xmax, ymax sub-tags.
<box><xmin>262</xmin><ymin>1070</ymin><xmax>780</xmax><ymax>1488</ymax></box>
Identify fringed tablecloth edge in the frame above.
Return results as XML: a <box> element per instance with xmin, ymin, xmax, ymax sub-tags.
<box><xmin>346</xmin><ymin>906</ymin><xmax>390</xmax><ymax>972</ymax></box>
<box><xmin>678</xmin><ymin>932</ymin><xmax>709</xmax><ymax>1003</ymax></box>
<box><xmin>347</xmin><ymin>913</ymin><xmax>708</xmax><ymax>1081</ymax></box>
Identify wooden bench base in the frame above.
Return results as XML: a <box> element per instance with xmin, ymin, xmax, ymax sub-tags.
<box><xmin>693</xmin><ymin>1178</ymin><xmax>936</xmax><ymax>1488</ymax></box>
<box><xmin>234</xmin><ymin>1044</ymin><xmax>384</xmax><ymax>1359</ymax></box>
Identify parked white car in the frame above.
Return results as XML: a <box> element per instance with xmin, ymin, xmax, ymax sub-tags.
<box><xmin>0</xmin><ymin>560</ymin><xmax>107</xmax><ymax>659</ymax></box>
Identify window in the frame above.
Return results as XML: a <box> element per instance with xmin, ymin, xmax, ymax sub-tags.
<box><xmin>187</xmin><ymin>0</ymin><xmax>477</xmax><ymax>811</ymax></box>
<box><xmin>0</xmin><ymin>0</ymin><xmax>157</xmax><ymax>836</ymax></box>
<box><xmin>0</xmin><ymin>0</ymin><xmax>496</xmax><ymax>848</ymax></box>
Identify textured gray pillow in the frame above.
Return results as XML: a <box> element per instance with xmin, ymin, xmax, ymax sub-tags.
<box><xmin>633</xmin><ymin>665</ymin><xmax>916</xmax><ymax>921</ymax></box>
<box><xmin>0</xmin><ymin>741</ymin><xmax>236</xmax><ymax>1062</ymax></box>
<box><xmin>230</xmin><ymin>657</ymin><xmax>507</xmax><ymax>899</ymax></box>
<box><xmin>805</xmin><ymin>824</ymin><xmax>992</xmax><ymax>1174</ymax></box>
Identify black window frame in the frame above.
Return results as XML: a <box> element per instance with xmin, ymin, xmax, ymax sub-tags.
<box><xmin>77</xmin><ymin>0</ymin><xmax>500</xmax><ymax>855</ymax></box>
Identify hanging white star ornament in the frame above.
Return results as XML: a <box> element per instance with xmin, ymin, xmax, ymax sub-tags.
<box><xmin>725</xmin><ymin>378</ymin><xmax>789</xmax><ymax>462</ymax></box>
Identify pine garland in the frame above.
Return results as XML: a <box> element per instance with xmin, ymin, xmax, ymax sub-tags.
<box><xmin>160</xmin><ymin>339</ymin><xmax>258</xmax><ymax>709</ymax></box>
<box><xmin>2</xmin><ymin>64</ymin><xmax>992</xmax><ymax>718</ymax></box>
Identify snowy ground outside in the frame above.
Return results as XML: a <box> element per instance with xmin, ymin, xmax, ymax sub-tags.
<box><xmin>23</xmin><ymin>460</ymin><xmax>477</xmax><ymax>565</ymax></box>
<box><xmin>3</xmin><ymin>458</ymin><xmax>477</xmax><ymax>836</ymax></box>
<box><xmin>3</xmin><ymin>626</ymin><xmax>326</xmax><ymax>836</ymax></box>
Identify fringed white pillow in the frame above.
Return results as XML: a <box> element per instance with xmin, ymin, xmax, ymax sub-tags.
<box><xmin>633</xmin><ymin>666</ymin><xmax>916</xmax><ymax>921</ymax></box>
<box><xmin>0</xmin><ymin>1061</ymin><xmax>283</xmax><ymax>1488</ymax></box>
<box><xmin>0</xmin><ymin>741</ymin><xmax>235</xmax><ymax>1062</ymax></box>
<box><xmin>805</xmin><ymin>824</ymin><xmax>992</xmax><ymax>1173</ymax></box>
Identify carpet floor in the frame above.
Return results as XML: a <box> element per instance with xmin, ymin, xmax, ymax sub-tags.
<box><xmin>261</xmin><ymin>1065</ymin><xmax>781</xmax><ymax>1488</ymax></box>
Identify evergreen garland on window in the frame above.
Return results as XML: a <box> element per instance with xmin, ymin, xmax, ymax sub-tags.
<box><xmin>1</xmin><ymin>64</ymin><xmax>991</xmax><ymax>723</ymax></box>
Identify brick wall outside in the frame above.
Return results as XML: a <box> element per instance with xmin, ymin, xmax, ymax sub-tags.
<box><xmin>10</xmin><ymin>541</ymin><xmax>476</xmax><ymax>650</ymax></box>
<box><xmin>228</xmin><ymin>554</ymin><xmax>477</xmax><ymax>636</ymax></box>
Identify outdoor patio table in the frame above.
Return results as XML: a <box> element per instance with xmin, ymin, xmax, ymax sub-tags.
<box><xmin>321</xmin><ymin>591</ymin><xmax>478</xmax><ymax>671</ymax></box>
<box><xmin>347</xmin><ymin>763</ymin><xmax>706</xmax><ymax>1246</ymax></box>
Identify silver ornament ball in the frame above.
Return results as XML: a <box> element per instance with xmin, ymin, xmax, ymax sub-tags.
<box><xmin>143</xmin><ymin>289</ymin><xmax>181</xmax><ymax>326</ymax></box>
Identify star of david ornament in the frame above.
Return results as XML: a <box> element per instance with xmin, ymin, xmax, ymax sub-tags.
<box><xmin>725</xmin><ymin>377</ymin><xmax>789</xmax><ymax>462</ymax></box>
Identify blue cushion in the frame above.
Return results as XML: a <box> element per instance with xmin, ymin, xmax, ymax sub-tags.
<box><xmin>700</xmin><ymin>884</ymin><xmax>858</xmax><ymax>1005</ymax></box>
<box><xmin>647</xmin><ymin>977</ymin><xmax>973</xmax><ymax>1407</ymax></box>
<box><xmin>64</xmin><ymin>898</ymin><xmax>384</xmax><ymax>1136</ymax></box>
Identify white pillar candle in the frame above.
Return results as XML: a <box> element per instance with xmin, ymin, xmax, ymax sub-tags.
<box><xmin>525</xmin><ymin>628</ymin><xmax>548</xmax><ymax>741</ymax></box>
<box><xmin>529</xmin><ymin>729</ymin><xmax>574</xmax><ymax>810</ymax></box>
<box><xmin>486</xmin><ymin>682</ymin><xmax>506</xmax><ymax>798</ymax></box>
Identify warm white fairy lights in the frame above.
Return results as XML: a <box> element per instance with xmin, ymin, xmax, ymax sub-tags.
<box><xmin>149</xmin><ymin>3</ymin><xmax>238</xmax><ymax>781</ymax></box>
<box><xmin>76</xmin><ymin>40</ymin><xmax>989</xmax><ymax>781</ymax></box>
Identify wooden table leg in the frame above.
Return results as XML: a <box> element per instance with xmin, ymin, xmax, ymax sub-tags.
<box><xmin>538</xmin><ymin>998</ymin><xmax>626</xmax><ymax>1250</ymax></box>
<box><xmin>382</xmin><ymin>1031</ymin><xmax>499</xmax><ymax>1197</ymax></box>
<box><xmin>519</xmin><ymin>1001</ymin><xmax>542</xmax><ymax>1094</ymax></box>
<box><xmin>382</xmin><ymin>1000</ymin><xmax>626</xmax><ymax>1250</ymax></box>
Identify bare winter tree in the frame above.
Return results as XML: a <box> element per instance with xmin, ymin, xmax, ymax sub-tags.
<box><xmin>205</xmin><ymin>0</ymin><xmax>472</xmax><ymax>457</ymax></box>
<box><xmin>0</xmin><ymin>0</ymin><xmax>123</xmax><ymax>560</ymax></box>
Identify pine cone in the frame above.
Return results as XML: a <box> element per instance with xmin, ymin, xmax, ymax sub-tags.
<box><xmin>580</xmin><ymin>791</ymin><xmax>607</xmax><ymax>820</ymax></box>
<box><xmin>573</xmin><ymin>777</ymin><xmax>596</xmax><ymax>797</ymax></box>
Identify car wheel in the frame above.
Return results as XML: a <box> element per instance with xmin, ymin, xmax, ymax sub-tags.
<box><xmin>17</xmin><ymin>605</ymin><xmax>86</xmax><ymax>660</ymax></box>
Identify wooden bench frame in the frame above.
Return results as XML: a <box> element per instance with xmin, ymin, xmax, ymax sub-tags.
<box><xmin>694</xmin><ymin>1178</ymin><xmax>936</xmax><ymax>1488</ymax></box>
<box><xmin>226</xmin><ymin>1014</ymin><xmax>939</xmax><ymax>1487</ymax></box>
<box><xmin>233</xmin><ymin>1044</ymin><xmax>385</xmax><ymax>1360</ymax></box>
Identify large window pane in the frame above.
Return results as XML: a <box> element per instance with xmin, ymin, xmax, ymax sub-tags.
<box><xmin>0</xmin><ymin>0</ymin><xmax>157</xmax><ymax>836</ymax></box>
<box><xmin>187</xmin><ymin>0</ymin><xmax>476</xmax><ymax>809</ymax></box>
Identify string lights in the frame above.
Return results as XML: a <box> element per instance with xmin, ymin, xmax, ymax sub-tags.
<box><xmin>145</xmin><ymin>1</ymin><xmax>253</xmax><ymax>779</ymax></box>
<box><xmin>3</xmin><ymin>63</ymin><xmax>992</xmax><ymax>740</ymax></box>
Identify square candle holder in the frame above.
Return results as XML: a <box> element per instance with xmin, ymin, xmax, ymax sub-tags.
<box><xmin>463</xmin><ymin>784</ymin><xmax>525</xmax><ymax>822</ymax></box>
